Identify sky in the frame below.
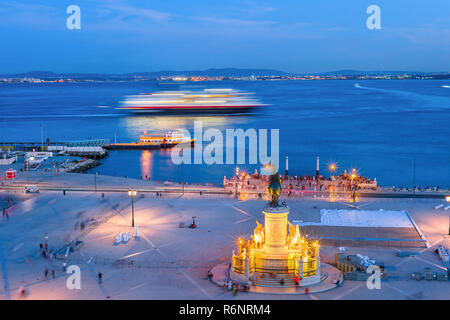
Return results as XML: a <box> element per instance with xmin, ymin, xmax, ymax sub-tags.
<box><xmin>0</xmin><ymin>0</ymin><xmax>449</xmax><ymax>74</ymax></box>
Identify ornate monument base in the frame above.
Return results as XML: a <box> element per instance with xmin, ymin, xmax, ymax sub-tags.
<box><xmin>211</xmin><ymin>171</ymin><xmax>341</xmax><ymax>293</ymax></box>
<box><xmin>229</xmin><ymin>204</ymin><xmax>322</xmax><ymax>288</ymax></box>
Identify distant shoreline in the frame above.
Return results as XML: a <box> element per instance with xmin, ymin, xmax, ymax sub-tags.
<box><xmin>1</xmin><ymin>76</ymin><xmax>450</xmax><ymax>84</ymax></box>
<box><xmin>1</xmin><ymin>68</ymin><xmax>449</xmax><ymax>83</ymax></box>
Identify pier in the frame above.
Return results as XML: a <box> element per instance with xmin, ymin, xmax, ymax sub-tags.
<box><xmin>0</xmin><ymin>139</ymin><xmax>110</xmax><ymax>151</ymax></box>
<box><xmin>0</xmin><ymin>139</ymin><xmax>109</xmax><ymax>159</ymax></box>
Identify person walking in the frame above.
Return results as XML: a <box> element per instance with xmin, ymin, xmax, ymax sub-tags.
<box><xmin>18</xmin><ymin>285</ymin><xmax>26</xmax><ymax>299</ymax></box>
<box><xmin>51</xmin><ymin>269</ymin><xmax>55</xmax><ymax>279</ymax></box>
<box><xmin>98</xmin><ymin>272</ymin><xmax>102</xmax><ymax>284</ymax></box>
<box><xmin>62</xmin><ymin>261</ymin><xmax>67</xmax><ymax>272</ymax></box>
<box><xmin>44</xmin><ymin>268</ymin><xmax>48</xmax><ymax>280</ymax></box>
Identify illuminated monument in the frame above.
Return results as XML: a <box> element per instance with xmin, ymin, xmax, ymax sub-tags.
<box><xmin>230</xmin><ymin>172</ymin><xmax>321</xmax><ymax>287</ymax></box>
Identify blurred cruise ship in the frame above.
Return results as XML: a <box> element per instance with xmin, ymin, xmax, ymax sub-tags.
<box><xmin>118</xmin><ymin>89</ymin><xmax>265</xmax><ymax>114</ymax></box>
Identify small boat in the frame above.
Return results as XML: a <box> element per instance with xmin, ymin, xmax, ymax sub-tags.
<box><xmin>105</xmin><ymin>130</ymin><xmax>195</xmax><ymax>150</ymax></box>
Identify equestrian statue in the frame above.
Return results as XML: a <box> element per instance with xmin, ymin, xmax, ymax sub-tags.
<box><xmin>268</xmin><ymin>172</ymin><xmax>282</xmax><ymax>207</ymax></box>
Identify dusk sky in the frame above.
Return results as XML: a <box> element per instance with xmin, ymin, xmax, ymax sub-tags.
<box><xmin>1</xmin><ymin>0</ymin><xmax>449</xmax><ymax>74</ymax></box>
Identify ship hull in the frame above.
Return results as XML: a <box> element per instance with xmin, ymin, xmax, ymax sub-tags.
<box><xmin>119</xmin><ymin>105</ymin><xmax>260</xmax><ymax>115</ymax></box>
<box><xmin>105</xmin><ymin>140</ymin><xmax>195</xmax><ymax>150</ymax></box>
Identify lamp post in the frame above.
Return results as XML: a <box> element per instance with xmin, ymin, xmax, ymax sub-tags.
<box><xmin>329</xmin><ymin>163</ymin><xmax>336</xmax><ymax>179</ymax></box>
<box><xmin>94</xmin><ymin>172</ymin><xmax>98</xmax><ymax>193</ymax></box>
<box><xmin>328</xmin><ymin>163</ymin><xmax>337</xmax><ymax>195</ymax></box>
<box><xmin>264</xmin><ymin>164</ymin><xmax>271</xmax><ymax>178</ymax></box>
<box><xmin>128</xmin><ymin>189</ymin><xmax>137</xmax><ymax>227</ymax></box>
<box><xmin>26</xmin><ymin>156</ymin><xmax>35</xmax><ymax>185</ymax></box>
<box><xmin>350</xmin><ymin>170</ymin><xmax>357</xmax><ymax>201</ymax></box>
<box><xmin>40</xmin><ymin>124</ymin><xmax>44</xmax><ymax>152</ymax></box>
<box><xmin>235</xmin><ymin>167</ymin><xmax>239</xmax><ymax>198</ymax></box>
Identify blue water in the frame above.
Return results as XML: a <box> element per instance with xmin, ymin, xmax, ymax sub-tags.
<box><xmin>0</xmin><ymin>80</ymin><xmax>449</xmax><ymax>188</ymax></box>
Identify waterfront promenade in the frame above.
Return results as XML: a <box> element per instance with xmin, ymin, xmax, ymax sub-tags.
<box><xmin>1</xmin><ymin>171</ymin><xmax>449</xmax><ymax>200</ymax></box>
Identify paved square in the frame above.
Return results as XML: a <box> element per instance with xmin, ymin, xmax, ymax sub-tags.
<box><xmin>0</xmin><ymin>184</ymin><xmax>449</xmax><ymax>300</ymax></box>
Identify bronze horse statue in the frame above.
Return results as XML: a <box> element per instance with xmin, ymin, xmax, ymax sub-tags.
<box><xmin>268</xmin><ymin>172</ymin><xmax>282</xmax><ymax>207</ymax></box>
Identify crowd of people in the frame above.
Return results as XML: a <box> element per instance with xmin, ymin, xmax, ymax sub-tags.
<box><xmin>224</xmin><ymin>169</ymin><xmax>378</xmax><ymax>194</ymax></box>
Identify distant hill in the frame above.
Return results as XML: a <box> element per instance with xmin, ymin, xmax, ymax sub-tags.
<box><xmin>309</xmin><ymin>70</ymin><xmax>427</xmax><ymax>76</ymax></box>
<box><xmin>0</xmin><ymin>68</ymin><xmax>290</xmax><ymax>79</ymax></box>
<box><xmin>4</xmin><ymin>70</ymin><xmax>59</xmax><ymax>78</ymax></box>
<box><xmin>0</xmin><ymin>70</ymin><xmax>117</xmax><ymax>79</ymax></box>
<box><xmin>1</xmin><ymin>68</ymin><xmax>447</xmax><ymax>79</ymax></box>
<box><xmin>126</xmin><ymin>68</ymin><xmax>290</xmax><ymax>77</ymax></box>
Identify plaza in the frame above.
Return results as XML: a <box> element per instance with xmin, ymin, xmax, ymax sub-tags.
<box><xmin>0</xmin><ymin>173</ymin><xmax>449</xmax><ymax>300</ymax></box>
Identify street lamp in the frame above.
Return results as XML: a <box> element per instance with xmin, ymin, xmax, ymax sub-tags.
<box><xmin>350</xmin><ymin>168</ymin><xmax>357</xmax><ymax>185</ymax></box>
<box><xmin>328</xmin><ymin>163</ymin><xmax>337</xmax><ymax>194</ymax></box>
<box><xmin>128</xmin><ymin>189</ymin><xmax>137</xmax><ymax>227</ymax></box>
<box><xmin>263</xmin><ymin>164</ymin><xmax>271</xmax><ymax>178</ymax></box>
<box><xmin>26</xmin><ymin>156</ymin><xmax>35</xmax><ymax>185</ymax></box>
<box><xmin>234</xmin><ymin>167</ymin><xmax>240</xmax><ymax>198</ymax></box>
<box><xmin>350</xmin><ymin>170</ymin><xmax>357</xmax><ymax>201</ymax></box>
<box><xmin>329</xmin><ymin>163</ymin><xmax>337</xmax><ymax>185</ymax></box>
<box><xmin>329</xmin><ymin>163</ymin><xmax>336</xmax><ymax>176</ymax></box>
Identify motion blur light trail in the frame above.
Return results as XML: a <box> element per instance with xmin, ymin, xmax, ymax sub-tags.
<box><xmin>118</xmin><ymin>88</ymin><xmax>266</xmax><ymax>114</ymax></box>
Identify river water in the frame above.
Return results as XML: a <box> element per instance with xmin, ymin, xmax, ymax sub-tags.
<box><xmin>0</xmin><ymin>80</ymin><xmax>449</xmax><ymax>187</ymax></box>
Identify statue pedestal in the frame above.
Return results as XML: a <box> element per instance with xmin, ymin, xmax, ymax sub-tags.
<box><xmin>262</xmin><ymin>205</ymin><xmax>289</xmax><ymax>253</ymax></box>
<box><xmin>230</xmin><ymin>203</ymin><xmax>322</xmax><ymax>288</ymax></box>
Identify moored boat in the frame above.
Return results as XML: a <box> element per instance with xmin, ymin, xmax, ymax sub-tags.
<box><xmin>105</xmin><ymin>130</ymin><xmax>195</xmax><ymax>150</ymax></box>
